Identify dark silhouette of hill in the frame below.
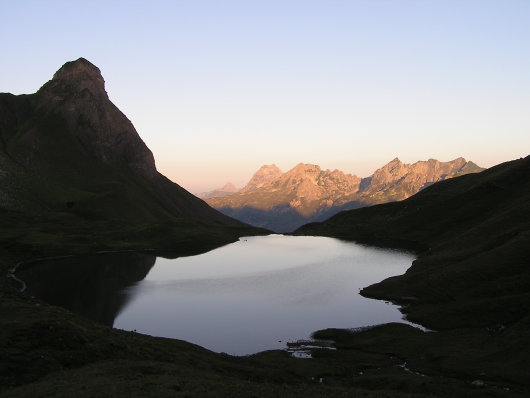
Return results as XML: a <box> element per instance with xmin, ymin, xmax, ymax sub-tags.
<box><xmin>1</xmin><ymin>59</ymin><xmax>528</xmax><ymax>397</ymax></box>
<box><xmin>0</xmin><ymin>58</ymin><xmax>261</xmax><ymax>253</ymax></box>
<box><xmin>296</xmin><ymin>156</ymin><xmax>530</xmax><ymax>330</ymax></box>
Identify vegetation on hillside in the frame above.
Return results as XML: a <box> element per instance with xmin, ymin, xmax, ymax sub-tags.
<box><xmin>2</xmin><ymin>157</ymin><xmax>528</xmax><ymax>397</ymax></box>
<box><xmin>293</xmin><ymin>155</ymin><xmax>530</xmax><ymax>395</ymax></box>
<box><xmin>1</xmin><ymin>59</ymin><xmax>528</xmax><ymax>396</ymax></box>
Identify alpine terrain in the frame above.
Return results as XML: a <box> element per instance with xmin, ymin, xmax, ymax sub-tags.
<box><xmin>207</xmin><ymin>158</ymin><xmax>484</xmax><ymax>232</ymax></box>
<box><xmin>1</xmin><ymin>58</ymin><xmax>529</xmax><ymax>398</ymax></box>
<box><xmin>0</xmin><ymin>58</ymin><xmax>261</xmax><ymax>253</ymax></box>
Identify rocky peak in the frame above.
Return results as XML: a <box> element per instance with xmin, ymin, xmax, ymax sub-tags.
<box><xmin>197</xmin><ymin>182</ymin><xmax>239</xmax><ymax>199</ymax></box>
<box><xmin>206</xmin><ymin>157</ymin><xmax>483</xmax><ymax>232</ymax></box>
<box><xmin>274</xmin><ymin>163</ymin><xmax>361</xmax><ymax>197</ymax></box>
<box><xmin>38</xmin><ymin>58</ymin><xmax>107</xmax><ymax>101</ymax></box>
<box><xmin>281</xmin><ymin>163</ymin><xmax>322</xmax><ymax>185</ymax></box>
<box><xmin>220</xmin><ymin>182</ymin><xmax>237</xmax><ymax>192</ymax></box>
<box><xmin>365</xmin><ymin>157</ymin><xmax>479</xmax><ymax>201</ymax></box>
<box><xmin>449</xmin><ymin>157</ymin><xmax>466</xmax><ymax>168</ymax></box>
<box><xmin>0</xmin><ymin>58</ymin><xmax>250</xmax><ymax>227</ymax></box>
<box><xmin>370</xmin><ymin>158</ymin><xmax>407</xmax><ymax>187</ymax></box>
<box><xmin>240</xmin><ymin>164</ymin><xmax>282</xmax><ymax>193</ymax></box>
<box><xmin>32</xmin><ymin>58</ymin><xmax>157</xmax><ymax>177</ymax></box>
<box><xmin>382</xmin><ymin>157</ymin><xmax>404</xmax><ymax>172</ymax></box>
<box><xmin>291</xmin><ymin>163</ymin><xmax>321</xmax><ymax>174</ymax></box>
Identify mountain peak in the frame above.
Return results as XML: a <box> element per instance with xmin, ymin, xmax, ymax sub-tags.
<box><xmin>53</xmin><ymin>58</ymin><xmax>102</xmax><ymax>80</ymax></box>
<box><xmin>0</xmin><ymin>59</ymin><xmax>249</xmax><ymax>229</ymax></box>
<box><xmin>206</xmin><ymin>157</ymin><xmax>483</xmax><ymax>232</ymax></box>
<box><xmin>388</xmin><ymin>157</ymin><xmax>402</xmax><ymax>165</ymax></box>
<box><xmin>33</xmin><ymin>58</ymin><xmax>156</xmax><ymax>176</ymax></box>
<box><xmin>220</xmin><ymin>182</ymin><xmax>237</xmax><ymax>192</ymax></box>
<box><xmin>197</xmin><ymin>182</ymin><xmax>238</xmax><ymax>199</ymax></box>
<box><xmin>240</xmin><ymin>164</ymin><xmax>283</xmax><ymax>193</ymax></box>
<box><xmin>290</xmin><ymin>163</ymin><xmax>321</xmax><ymax>173</ymax></box>
<box><xmin>39</xmin><ymin>57</ymin><xmax>107</xmax><ymax>99</ymax></box>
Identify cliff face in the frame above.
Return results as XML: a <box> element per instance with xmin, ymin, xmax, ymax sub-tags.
<box><xmin>239</xmin><ymin>164</ymin><xmax>283</xmax><ymax>193</ymax></box>
<box><xmin>358</xmin><ymin>157</ymin><xmax>482</xmax><ymax>202</ymax></box>
<box><xmin>206</xmin><ymin>158</ymin><xmax>484</xmax><ymax>232</ymax></box>
<box><xmin>0</xmin><ymin>58</ymin><xmax>247</xmax><ymax>231</ymax></box>
<box><xmin>33</xmin><ymin>58</ymin><xmax>157</xmax><ymax>178</ymax></box>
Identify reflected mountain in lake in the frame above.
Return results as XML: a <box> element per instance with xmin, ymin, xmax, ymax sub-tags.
<box><xmin>17</xmin><ymin>235</ymin><xmax>416</xmax><ymax>355</ymax></box>
<box><xmin>17</xmin><ymin>252</ymin><xmax>156</xmax><ymax>326</ymax></box>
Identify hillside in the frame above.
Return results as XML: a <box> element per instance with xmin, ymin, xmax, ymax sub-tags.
<box><xmin>3</xmin><ymin>155</ymin><xmax>528</xmax><ymax>397</ymax></box>
<box><xmin>296</xmin><ymin>156</ymin><xmax>530</xmax><ymax>329</ymax></box>
<box><xmin>207</xmin><ymin>158</ymin><xmax>483</xmax><ymax>232</ymax></box>
<box><xmin>2</xmin><ymin>59</ymin><xmax>528</xmax><ymax>397</ymax></box>
<box><xmin>0</xmin><ymin>58</ymin><xmax>260</xmax><ymax>254</ymax></box>
<box><xmin>293</xmin><ymin>156</ymin><xmax>530</xmax><ymax>392</ymax></box>
<box><xmin>198</xmin><ymin>182</ymin><xmax>238</xmax><ymax>199</ymax></box>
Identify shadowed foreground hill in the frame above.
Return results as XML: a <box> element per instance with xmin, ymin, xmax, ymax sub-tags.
<box><xmin>0</xmin><ymin>58</ymin><xmax>260</xmax><ymax>254</ymax></box>
<box><xmin>2</xmin><ymin>60</ymin><xmax>529</xmax><ymax>397</ymax></box>
<box><xmin>296</xmin><ymin>156</ymin><xmax>530</xmax><ymax>330</ymax></box>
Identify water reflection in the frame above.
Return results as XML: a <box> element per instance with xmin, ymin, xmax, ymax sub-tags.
<box><xmin>17</xmin><ymin>235</ymin><xmax>416</xmax><ymax>355</ymax></box>
<box><xmin>17</xmin><ymin>252</ymin><xmax>156</xmax><ymax>326</ymax></box>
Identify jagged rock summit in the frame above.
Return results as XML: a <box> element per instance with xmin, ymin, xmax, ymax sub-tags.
<box><xmin>0</xmin><ymin>58</ymin><xmax>252</xmax><ymax>239</ymax></box>
<box><xmin>240</xmin><ymin>164</ymin><xmax>282</xmax><ymax>193</ymax></box>
<box><xmin>220</xmin><ymin>182</ymin><xmax>237</xmax><ymax>192</ymax></box>
<box><xmin>206</xmin><ymin>158</ymin><xmax>484</xmax><ymax>232</ymax></box>
<box><xmin>32</xmin><ymin>58</ymin><xmax>157</xmax><ymax>177</ymax></box>
<box><xmin>41</xmin><ymin>57</ymin><xmax>107</xmax><ymax>98</ymax></box>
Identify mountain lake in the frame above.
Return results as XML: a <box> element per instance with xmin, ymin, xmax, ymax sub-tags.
<box><xmin>17</xmin><ymin>235</ymin><xmax>417</xmax><ymax>356</ymax></box>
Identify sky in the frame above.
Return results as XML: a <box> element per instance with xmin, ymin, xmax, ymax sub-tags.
<box><xmin>1</xmin><ymin>1</ymin><xmax>529</xmax><ymax>193</ymax></box>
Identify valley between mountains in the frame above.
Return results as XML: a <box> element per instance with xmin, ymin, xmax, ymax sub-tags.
<box><xmin>1</xmin><ymin>58</ymin><xmax>529</xmax><ymax>397</ymax></box>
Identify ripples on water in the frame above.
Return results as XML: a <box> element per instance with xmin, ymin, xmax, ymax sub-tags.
<box><xmin>114</xmin><ymin>235</ymin><xmax>415</xmax><ymax>355</ymax></box>
<box><xmin>18</xmin><ymin>235</ymin><xmax>415</xmax><ymax>355</ymax></box>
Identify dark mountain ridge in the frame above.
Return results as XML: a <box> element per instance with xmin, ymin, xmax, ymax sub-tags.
<box><xmin>296</xmin><ymin>155</ymin><xmax>530</xmax><ymax>330</ymax></box>
<box><xmin>0</xmin><ymin>58</ymin><xmax>260</xmax><ymax>253</ymax></box>
<box><xmin>2</xmin><ymin>58</ymin><xmax>528</xmax><ymax>396</ymax></box>
<box><xmin>293</xmin><ymin>156</ymin><xmax>530</xmax><ymax>391</ymax></box>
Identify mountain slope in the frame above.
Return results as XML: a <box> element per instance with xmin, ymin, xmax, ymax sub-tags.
<box><xmin>207</xmin><ymin>158</ymin><xmax>483</xmax><ymax>232</ymax></box>
<box><xmin>0</xmin><ymin>58</ymin><xmax>260</xmax><ymax>252</ymax></box>
<box><xmin>198</xmin><ymin>182</ymin><xmax>238</xmax><ymax>199</ymax></box>
<box><xmin>296</xmin><ymin>155</ymin><xmax>530</xmax><ymax>330</ymax></box>
<box><xmin>239</xmin><ymin>164</ymin><xmax>283</xmax><ymax>193</ymax></box>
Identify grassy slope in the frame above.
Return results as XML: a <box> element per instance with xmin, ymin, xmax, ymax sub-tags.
<box><xmin>294</xmin><ymin>156</ymin><xmax>530</xmax><ymax>392</ymax></box>
<box><xmin>1</xmin><ymin>81</ymin><xmax>528</xmax><ymax>395</ymax></box>
<box><xmin>2</xmin><ymin>252</ymin><xmax>524</xmax><ymax>398</ymax></box>
<box><xmin>1</xmin><ymin>159</ymin><xmax>528</xmax><ymax>396</ymax></box>
<box><xmin>295</xmin><ymin>156</ymin><xmax>530</xmax><ymax>329</ymax></box>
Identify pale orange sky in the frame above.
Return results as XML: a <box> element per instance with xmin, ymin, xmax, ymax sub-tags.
<box><xmin>2</xmin><ymin>1</ymin><xmax>529</xmax><ymax>194</ymax></box>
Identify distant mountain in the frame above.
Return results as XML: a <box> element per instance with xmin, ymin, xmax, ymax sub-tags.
<box><xmin>198</xmin><ymin>182</ymin><xmax>238</xmax><ymax>199</ymax></box>
<box><xmin>206</xmin><ymin>158</ymin><xmax>484</xmax><ymax>232</ymax></box>
<box><xmin>239</xmin><ymin>164</ymin><xmax>283</xmax><ymax>193</ymax></box>
<box><xmin>0</xmin><ymin>58</ymin><xmax>259</xmax><ymax>251</ymax></box>
<box><xmin>358</xmin><ymin>157</ymin><xmax>484</xmax><ymax>202</ymax></box>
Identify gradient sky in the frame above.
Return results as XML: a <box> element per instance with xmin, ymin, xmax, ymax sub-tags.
<box><xmin>1</xmin><ymin>1</ymin><xmax>529</xmax><ymax>192</ymax></box>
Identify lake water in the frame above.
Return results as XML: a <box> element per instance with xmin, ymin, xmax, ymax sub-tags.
<box><xmin>18</xmin><ymin>235</ymin><xmax>416</xmax><ymax>356</ymax></box>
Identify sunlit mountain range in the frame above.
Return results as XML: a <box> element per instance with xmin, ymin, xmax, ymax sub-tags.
<box><xmin>205</xmin><ymin>158</ymin><xmax>484</xmax><ymax>232</ymax></box>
